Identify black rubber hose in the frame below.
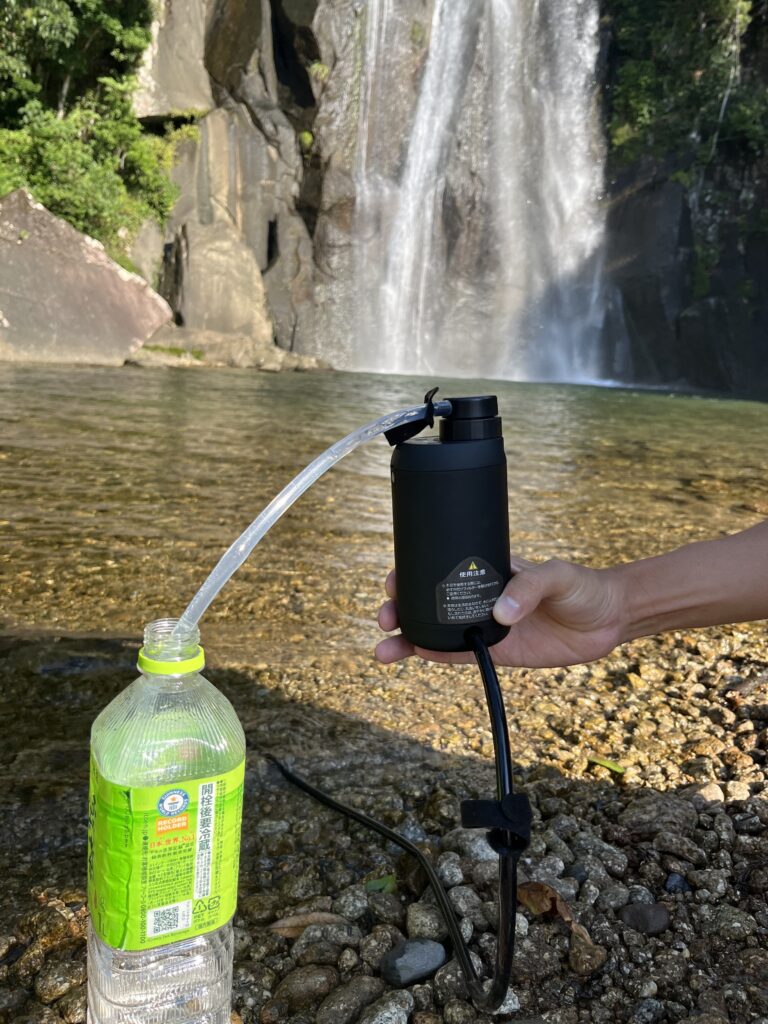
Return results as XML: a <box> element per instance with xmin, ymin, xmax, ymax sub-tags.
<box><xmin>267</xmin><ymin>632</ymin><xmax>521</xmax><ymax>1011</ymax></box>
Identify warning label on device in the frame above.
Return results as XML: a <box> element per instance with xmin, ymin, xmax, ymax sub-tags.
<box><xmin>436</xmin><ymin>557</ymin><xmax>504</xmax><ymax>624</ymax></box>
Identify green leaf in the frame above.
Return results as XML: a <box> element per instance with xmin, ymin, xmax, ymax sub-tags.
<box><xmin>365</xmin><ymin>874</ymin><xmax>397</xmax><ymax>893</ymax></box>
<box><xmin>587</xmin><ymin>756</ymin><xmax>626</xmax><ymax>775</ymax></box>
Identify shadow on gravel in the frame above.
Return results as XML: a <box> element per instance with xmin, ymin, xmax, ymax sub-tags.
<box><xmin>0</xmin><ymin>632</ymin><xmax>767</xmax><ymax>1024</ymax></box>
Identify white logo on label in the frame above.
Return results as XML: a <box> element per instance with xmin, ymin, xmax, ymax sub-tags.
<box><xmin>157</xmin><ymin>789</ymin><xmax>189</xmax><ymax>816</ymax></box>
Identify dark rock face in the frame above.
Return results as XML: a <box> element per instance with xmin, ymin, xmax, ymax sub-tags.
<box><xmin>604</xmin><ymin>160</ymin><xmax>768</xmax><ymax>398</ymax></box>
<box><xmin>604</xmin><ymin>170</ymin><xmax>693</xmax><ymax>384</ymax></box>
<box><xmin>0</xmin><ymin>190</ymin><xmax>171</xmax><ymax>365</ymax></box>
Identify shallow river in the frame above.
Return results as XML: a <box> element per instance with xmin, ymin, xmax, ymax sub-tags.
<box><xmin>2</xmin><ymin>366</ymin><xmax>768</xmax><ymax>949</ymax></box>
<box><xmin>3</xmin><ymin>366</ymin><xmax>767</xmax><ymax>649</ymax></box>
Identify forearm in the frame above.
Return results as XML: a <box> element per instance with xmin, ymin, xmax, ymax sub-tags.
<box><xmin>613</xmin><ymin>520</ymin><xmax>768</xmax><ymax>642</ymax></box>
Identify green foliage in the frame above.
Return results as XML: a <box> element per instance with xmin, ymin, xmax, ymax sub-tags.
<box><xmin>0</xmin><ymin>0</ymin><xmax>182</xmax><ymax>259</ymax></box>
<box><xmin>0</xmin><ymin>0</ymin><xmax>151</xmax><ymax>122</ymax></box>
<box><xmin>606</xmin><ymin>0</ymin><xmax>768</xmax><ymax>164</ymax></box>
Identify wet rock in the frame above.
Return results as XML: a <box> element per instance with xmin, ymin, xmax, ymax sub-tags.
<box><xmin>241</xmin><ymin>892</ymin><xmax>280</xmax><ymax>925</ymax></box>
<box><xmin>358</xmin><ymin>989</ymin><xmax>415</xmax><ymax>1024</ymax></box>
<box><xmin>619</xmin><ymin>903</ymin><xmax>671</xmax><ymax>935</ymax></box>
<box><xmin>56</xmin><ymin>983</ymin><xmax>86</xmax><ymax>1023</ymax></box>
<box><xmin>272</xmin><ymin>964</ymin><xmax>339</xmax><ymax>1009</ymax></box>
<box><xmin>315</xmin><ymin>975</ymin><xmax>385</xmax><ymax>1024</ymax></box>
<box><xmin>406</xmin><ymin>903</ymin><xmax>448</xmax><ymax>942</ymax></box>
<box><xmin>380</xmin><ymin>939</ymin><xmax>447</xmax><ymax>987</ymax></box>
<box><xmin>619</xmin><ymin>795</ymin><xmax>698</xmax><ymax>837</ymax></box>
<box><xmin>34</xmin><ymin>954</ymin><xmax>86</xmax><ymax>1003</ymax></box>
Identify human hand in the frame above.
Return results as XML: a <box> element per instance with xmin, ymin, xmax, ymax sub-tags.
<box><xmin>375</xmin><ymin>556</ymin><xmax>628</xmax><ymax>668</ymax></box>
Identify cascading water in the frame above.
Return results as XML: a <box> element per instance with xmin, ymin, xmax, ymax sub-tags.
<box><xmin>334</xmin><ymin>0</ymin><xmax>607</xmax><ymax>382</ymax></box>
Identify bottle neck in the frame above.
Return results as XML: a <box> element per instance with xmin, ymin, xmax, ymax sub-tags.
<box><xmin>137</xmin><ymin>618</ymin><xmax>205</xmax><ymax>681</ymax></box>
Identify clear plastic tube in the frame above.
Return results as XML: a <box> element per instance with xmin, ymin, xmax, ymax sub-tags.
<box><xmin>177</xmin><ymin>401</ymin><xmax>451</xmax><ymax>632</ymax></box>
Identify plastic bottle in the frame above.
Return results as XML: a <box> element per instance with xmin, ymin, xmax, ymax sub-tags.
<box><xmin>87</xmin><ymin>618</ymin><xmax>246</xmax><ymax>1024</ymax></box>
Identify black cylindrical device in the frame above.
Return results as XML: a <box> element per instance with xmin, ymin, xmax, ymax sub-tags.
<box><xmin>390</xmin><ymin>395</ymin><xmax>511</xmax><ymax>652</ymax></box>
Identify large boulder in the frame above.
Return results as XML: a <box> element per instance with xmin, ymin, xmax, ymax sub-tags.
<box><xmin>0</xmin><ymin>190</ymin><xmax>171</xmax><ymax>365</ymax></box>
<box><xmin>133</xmin><ymin>0</ymin><xmax>214</xmax><ymax>120</ymax></box>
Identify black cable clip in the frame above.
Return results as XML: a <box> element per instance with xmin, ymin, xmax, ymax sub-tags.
<box><xmin>461</xmin><ymin>792</ymin><xmax>533</xmax><ymax>854</ymax></box>
<box><xmin>384</xmin><ymin>387</ymin><xmax>441</xmax><ymax>446</ymax></box>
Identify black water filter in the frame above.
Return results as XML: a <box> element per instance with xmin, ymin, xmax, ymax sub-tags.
<box><xmin>390</xmin><ymin>395</ymin><xmax>511</xmax><ymax>652</ymax></box>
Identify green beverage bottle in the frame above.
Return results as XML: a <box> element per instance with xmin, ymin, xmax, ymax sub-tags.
<box><xmin>87</xmin><ymin>619</ymin><xmax>246</xmax><ymax>1024</ymax></box>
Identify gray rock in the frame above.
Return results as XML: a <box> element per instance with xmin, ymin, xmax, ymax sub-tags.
<box><xmin>447</xmin><ymin>886</ymin><xmax>487</xmax><ymax>927</ymax></box>
<box><xmin>664</xmin><ymin>873</ymin><xmax>691</xmax><ymax>894</ymax></box>
<box><xmin>652</xmin><ymin>832</ymin><xmax>706</xmax><ymax>866</ymax></box>
<box><xmin>571</xmin><ymin>833</ymin><xmax>628</xmax><ymax>877</ymax></box>
<box><xmin>490</xmin><ymin>985</ymin><xmax>521</xmax><ymax>1014</ymax></box>
<box><xmin>619</xmin><ymin>902</ymin><xmax>671</xmax><ymax>936</ymax></box>
<box><xmin>714</xmin><ymin>905</ymin><xmax>757</xmax><ymax>940</ymax></box>
<box><xmin>380</xmin><ymin>938</ymin><xmax>447</xmax><ymax>987</ymax></box>
<box><xmin>433</xmin><ymin>954</ymin><xmax>482</xmax><ymax>1005</ymax></box>
<box><xmin>368</xmin><ymin>892</ymin><xmax>406</xmax><ymax>927</ymax></box>
<box><xmin>407</xmin><ymin>902</ymin><xmax>448</xmax><ymax>942</ymax></box>
<box><xmin>34</xmin><ymin>955</ymin><xmax>86</xmax><ymax>1004</ymax></box>
<box><xmin>316</xmin><ymin>975</ymin><xmax>385</xmax><ymax>1024</ymax></box>
<box><xmin>681</xmin><ymin>782</ymin><xmax>725</xmax><ymax>808</ymax></box>
<box><xmin>619</xmin><ymin>794</ymin><xmax>698</xmax><ymax>837</ymax></box>
<box><xmin>627</xmin><ymin>885</ymin><xmax>655</xmax><ymax>905</ymax></box>
<box><xmin>596</xmin><ymin>880</ymin><xmax>630</xmax><ymax>911</ymax></box>
<box><xmin>443</xmin><ymin>998</ymin><xmax>476</xmax><ymax>1024</ymax></box>
<box><xmin>686</xmin><ymin>869</ymin><xmax>729</xmax><ymax>897</ymax></box>
<box><xmin>436</xmin><ymin>852</ymin><xmax>464</xmax><ymax>887</ymax></box>
<box><xmin>273</xmin><ymin>964</ymin><xmax>339</xmax><ymax>1009</ymax></box>
<box><xmin>631</xmin><ymin>997</ymin><xmax>665</xmax><ymax>1023</ymax></box>
<box><xmin>358</xmin><ymin>989</ymin><xmax>415</xmax><ymax>1024</ymax></box>
<box><xmin>0</xmin><ymin>190</ymin><xmax>170</xmax><ymax>366</ymax></box>
<box><xmin>332</xmin><ymin>884</ymin><xmax>369</xmax><ymax>921</ymax></box>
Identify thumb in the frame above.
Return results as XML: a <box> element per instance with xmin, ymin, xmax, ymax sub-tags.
<box><xmin>493</xmin><ymin>559</ymin><xmax>575</xmax><ymax>625</ymax></box>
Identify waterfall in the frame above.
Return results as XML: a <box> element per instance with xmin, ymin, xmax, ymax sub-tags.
<box><xmin>331</xmin><ymin>0</ymin><xmax>606</xmax><ymax>381</ymax></box>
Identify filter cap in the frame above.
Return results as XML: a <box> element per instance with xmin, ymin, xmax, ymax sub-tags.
<box><xmin>440</xmin><ymin>395</ymin><xmax>501</xmax><ymax>442</ymax></box>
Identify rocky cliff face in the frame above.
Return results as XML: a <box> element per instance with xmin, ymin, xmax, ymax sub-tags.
<box><xmin>602</xmin><ymin>157</ymin><xmax>768</xmax><ymax>398</ymax></box>
<box><xmin>132</xmin><ymin>1</ymin><xmax>768</xmax><ymax>397</ymax></box>
<box><xmin>133</xmin><ymin>0</ymin><xmax>324</xmax><ymax>352</ymax></box>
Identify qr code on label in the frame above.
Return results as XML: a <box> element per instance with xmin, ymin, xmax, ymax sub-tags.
<box><xmin>147</xmin><ymin>900</ymin><xmax>192</xmax><ymax>937</ymax></box>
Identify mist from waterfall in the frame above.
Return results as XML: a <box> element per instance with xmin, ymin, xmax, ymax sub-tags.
<box><xmin>338</xmin><ymin>0</ymin><xmax>606</xmax><ymax>381</ymax></box>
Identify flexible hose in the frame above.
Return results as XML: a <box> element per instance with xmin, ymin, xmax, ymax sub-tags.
<box><xmin>269</xmin><ymin>630</ymin><xmax>522</xmax><ymax>1011</ymax></box>
<box><xmin>175</xmin><ymin>400</ymin><xmax>451</xmax><ymax>632</ymax></box>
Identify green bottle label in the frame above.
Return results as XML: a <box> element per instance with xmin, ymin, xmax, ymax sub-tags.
<box><xmin>87</xmin><ymin>755</ymin><xmax>245</xmax><ymax>950</ymax></box>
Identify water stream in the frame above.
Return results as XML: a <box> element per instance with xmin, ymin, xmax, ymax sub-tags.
<box><xmin>337</xmin><ymin>0</ymin><xmax>606</xmax><ymax>380</ymax></box>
